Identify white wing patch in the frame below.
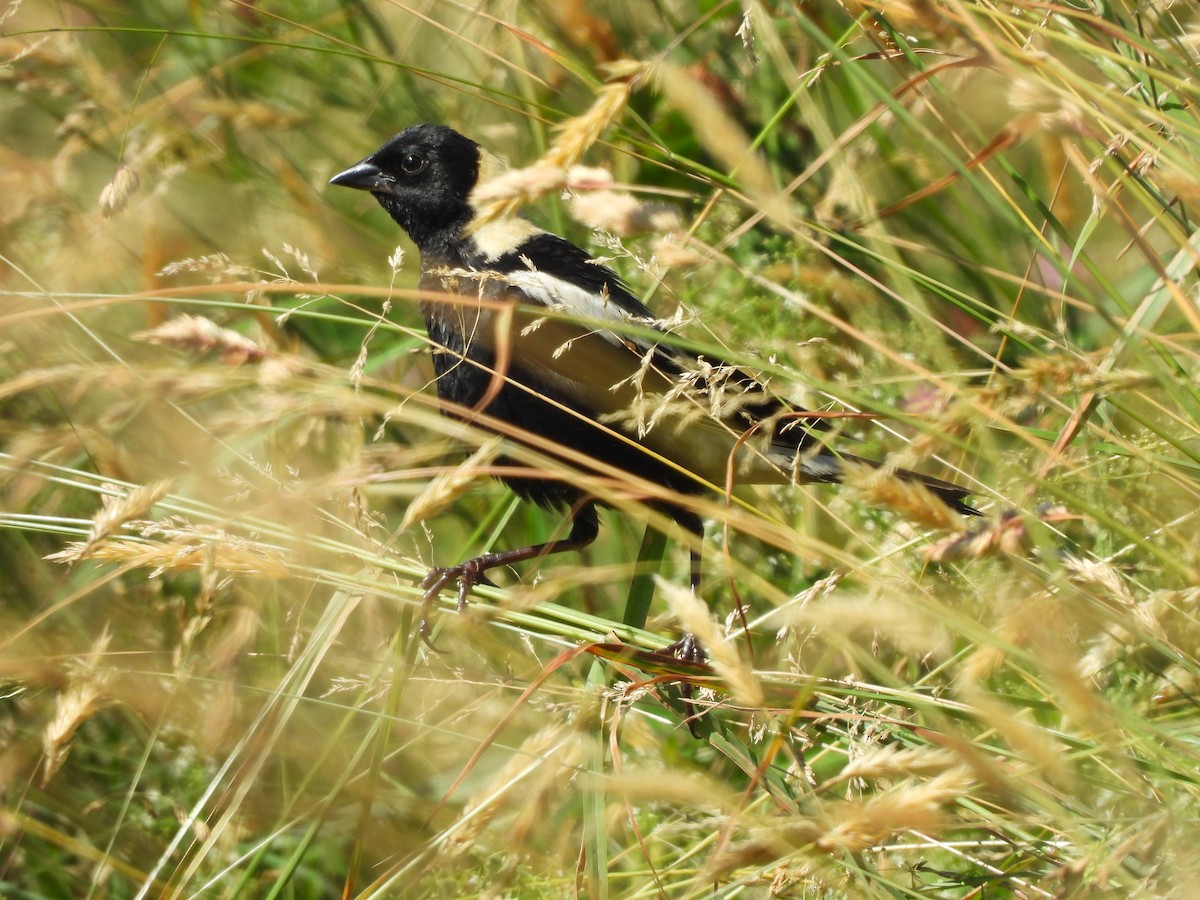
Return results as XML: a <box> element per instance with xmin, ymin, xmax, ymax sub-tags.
<box><xmin>503</xmin><ymin>269</ymin><xmax>629</xmax><ymax>332</ymax></box>
<box><xmin>499</xmin><ymin>266</ymin><xmax>699</xmax><ymax>381</ymax></box>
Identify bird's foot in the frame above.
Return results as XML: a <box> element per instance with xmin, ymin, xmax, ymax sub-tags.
<box><xmin>664</xmin><ymin>631</ymin><xmax>707</xmax><ymax>736</ymax></box>
<box><xmin>664</xmin><ymin>632</ymin><xmax>706</xmax><ymax>666</ymax></box>
<box><xmin>416</xmin><ymin>559</ymin><xmax>497</xmax><ymax>650</ymax></box>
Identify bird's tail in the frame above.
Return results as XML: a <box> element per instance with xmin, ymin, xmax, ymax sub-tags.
<box><xmin>795</xmin><ymin>451</ymin><xmax>980</xmax><ymax>517</ymax></box>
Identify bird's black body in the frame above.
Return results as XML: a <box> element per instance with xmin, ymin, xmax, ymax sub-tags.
<box><xmin>330</xmin><ymin>124</ymin><xmax>977</xmax><ymax>662</ymax></box>
<box><xmin>420</xmin><ymin>231</ymin><xmax>706</xmax><ymax>513</ymax></box>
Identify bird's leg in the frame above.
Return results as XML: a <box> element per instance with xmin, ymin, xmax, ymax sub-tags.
<box><xmin>417</xmin><ymin>501</ymin><xmax>600</xmax><ymax>649</ymax></box>
<box><xmin>662</xmin><ymin>543</ymin><xmax>707</xmax><ymax>661</ymax></box>
<box><xmin>661</xmin><ymin>514</ymin><xmax>708</xmax><ymax>734</ymax></box>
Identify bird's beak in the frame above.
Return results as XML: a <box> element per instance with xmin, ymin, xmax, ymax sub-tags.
<box><xmin>329</xmin><ymin>160</ymin><xmax>392</xmax><ymax>193</ymax></box>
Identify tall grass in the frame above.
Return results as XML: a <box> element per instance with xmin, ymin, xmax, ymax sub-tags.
<box><xmin>2</xmin><ymin>0</ymin><xmax>1199</xmax><ymax>896</ymax></box>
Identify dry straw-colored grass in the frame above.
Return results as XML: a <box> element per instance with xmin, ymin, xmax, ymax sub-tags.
<box><xmin>3</xmin><ymin>0</ymin><xmax>1200</xmax><ymax>896</ymax></box>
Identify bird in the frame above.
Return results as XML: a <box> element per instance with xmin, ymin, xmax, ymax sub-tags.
<box><xmin>329</xmin><ymin>123</ymin><xmax>977</xmax><ymax>660</ymax></box>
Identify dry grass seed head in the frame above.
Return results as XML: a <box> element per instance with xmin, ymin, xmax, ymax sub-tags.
<box><xmin>469</xmin><ymin>161</ymin><xmax>571</xmax><ymax>208</ymax></box>
<box><xmin>813</xmin><ymin>148</ymin><xmax>878</xmax><ymax>229</ymax></box>
<box><xmin>1076</xmin><ymin>581</ymin><xmax>1190</xmax><ymax>683</ymax></box>
<box><xmin>787</xmin><ymin>590</ymin><xmax>951</xmax><ymax>663</ymax></box>
<box><xmin>922</xmin><ymin>507</ymin><xmax>1072</xmax><ymax>563</ymax></box>
<box><xmin>602</xmin><ymin>768</ymin><xmax>740</xmax><ymax>813</ymax></box>
<box><xmin>568</xmin><ymin>190</ymin><xmax>682</xmax><ymax>236</ymax></box>
<box><xmin>835</xmin><ymin>458</ymin><xmax>965</xmax><ymax>530</ymax></box>
<box><xmin>98</xmin><ymin>162</ymin><xmax>138</xmax><ymax>218</ymax></box>
<box><xmin>968</xmin><ymin>584</ymin><xmax>1127</xmax><ymax>740</ymax></box>
<box><xmin>80</xmin><ymin>479</ymin><xmax>173</xmax><ymax>557</ymax></box>
<box><xmin>1014</xmin><ymin>351</ymin><xmax>1101</xmax><ymax>394</ymax></box>
<box><xmin>133</xmin><ymin>314</ymin><xmax>270</xmax><ymax>365</ymax></box>
<box><xmin>717</xmin><ymin>770</ymin><xmax>974</xmax><ymax>874</ymax></box>
<box><xmin>0</xmin><ymin>365</ymin><xmax>99</xmax><ymax>404</ymax></box>
<box><xmin>7</xmin><ymin>364</ymin><xmax>248</xmax><ymax>411</ymax></box>
<box><xmin>399</xmin><ymin>436</ymin><xmax>502</xmax><ymax>531</ymax></box>
<box><xmin>1061</xmin><ymin>554</ymin><xmax>1137</xmax><ymax>610</ymax></box>
<box><xmin>651</xmin><ymin>234</ymin><xmax>707</xmax><ymax>268</ymax></box>
<box><xmin>820</xmin><ymin>746</ymin><xmax>962</xmax><ymax>792</ymax></box>
<box><xmin>157</xmin><ymin>252</ymin><xmax>257</xmax><ymax>281</ymax></box>
<box><xmin>47</xmin><ymin>530</ymin><xmax>289</xmax><ymax>578</ymax></box>
<box><xmin>41</xmin><ymin>628</ymin><xmax>113</xmax><ymax>783</ymax></box>
<box><xmin>545</xmin><ymin>75</ymin><xmax>636</xmax><ymax>170</ymax></box>
<box><xmin>505</xmin><ymin>727</ymin><xmax>588</xmax><ymax>851</ymax></box>
<box><xmin>959</xmin><ymin>582</ymin><xmax>1071</xmax><ymax>686</ymax></box>
<box><xmin>960</xmin><ymin>686</ymin><xmax>1075</xmax><ymax>787</ymax></box>
<box><xmin>811</xmin><ymin>768</ymin><xmax>974</xmax><ymax>855</ymax></box>
<box><xmin>472</xmin><ymin>70</ymin><xmax>636</xmax><ymax>224</ymax></box>
<box><xmin>706</xmin><ymin>825</ymin><xmax>822</xmax><ymax>879</ymax></box>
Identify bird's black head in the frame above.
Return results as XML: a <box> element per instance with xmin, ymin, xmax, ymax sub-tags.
<box><xmin>330</xmin><ymin>124</ymin><xmax>482</xmax><ymax>255</ymax></box>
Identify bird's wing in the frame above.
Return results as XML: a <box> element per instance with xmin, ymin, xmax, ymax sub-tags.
<box><xmin>425</xmin><ymin>233</ymin><xmax>825</xmax><ymax>486</ymax></box>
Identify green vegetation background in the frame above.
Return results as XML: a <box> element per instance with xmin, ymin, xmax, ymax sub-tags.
<box><xmin>2</xmin><ymin>1</ymin><xmax>1199</xmax><ymax>896</ymax></box>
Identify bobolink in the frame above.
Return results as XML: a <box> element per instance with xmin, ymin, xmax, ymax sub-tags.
<box><xmin>330</xmin><ymin>124</ymin><xmax>976</xmax><ymax>653</ymax></box>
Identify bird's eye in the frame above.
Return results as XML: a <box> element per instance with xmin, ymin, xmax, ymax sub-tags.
<box><xmin>400</xmin><ymin>153</ymin><xmax>427</xmax><ymax>175</ymax></box>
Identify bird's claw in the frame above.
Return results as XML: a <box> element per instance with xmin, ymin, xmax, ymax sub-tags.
<box><xmin>663</xmin><ymin>632</ymin><xmax>707</xmax><ymax>736</ymax></box>
<box><xmin>664</xmin><ymin>632</ymin><xmax>705</xmax><ymax>666</ymax></box>
<box><xmin>416</xmin><ymin>559</ymin><xmax>496</xmax><ymax>651</ymax></box>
